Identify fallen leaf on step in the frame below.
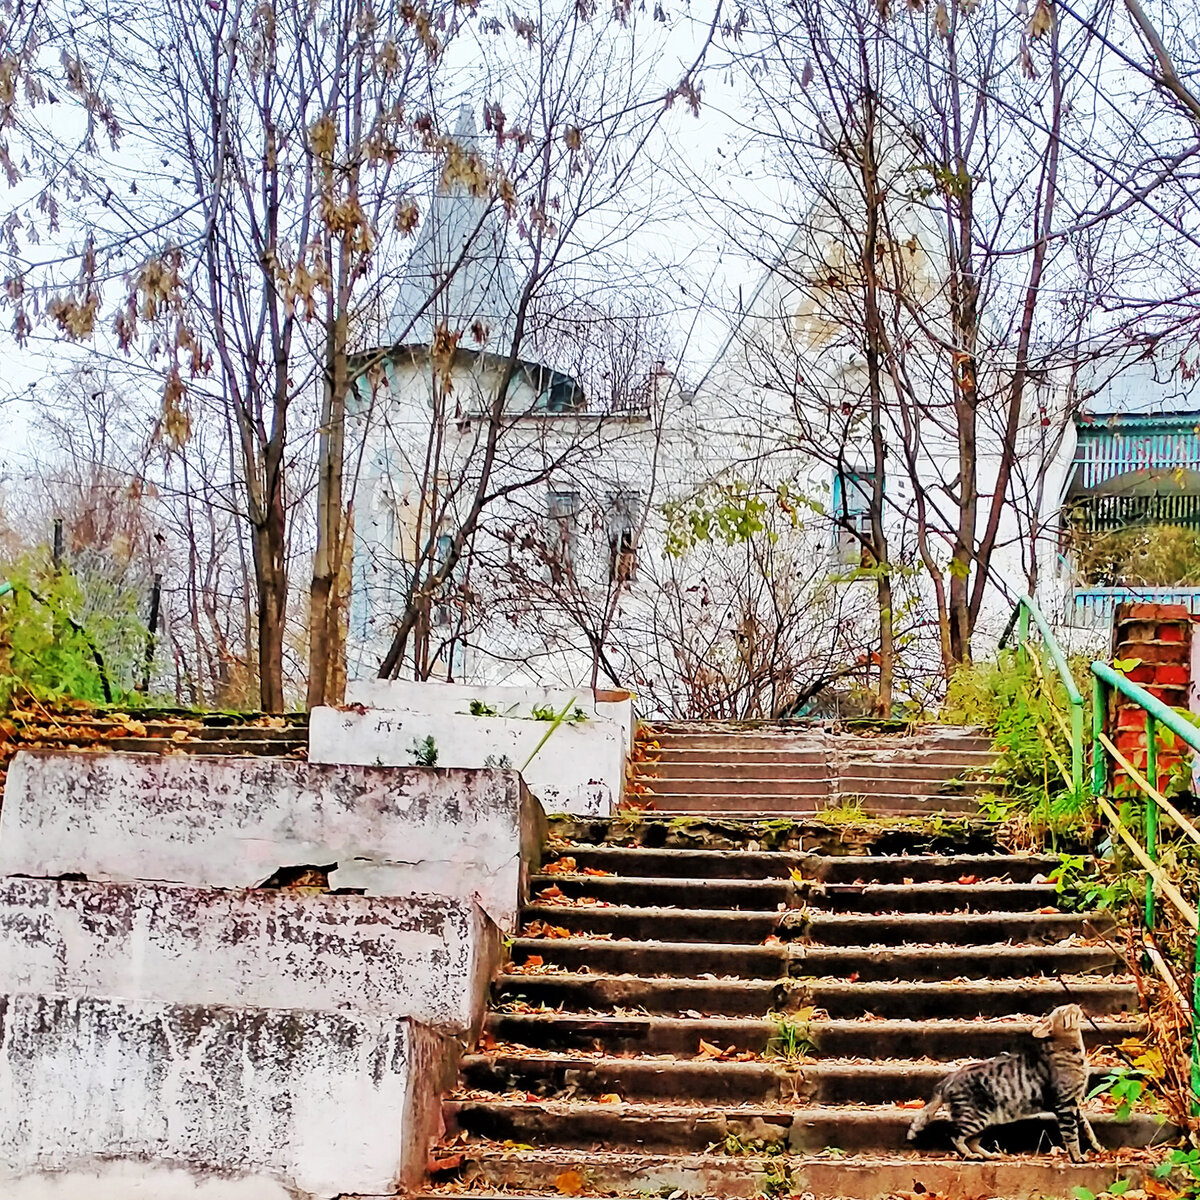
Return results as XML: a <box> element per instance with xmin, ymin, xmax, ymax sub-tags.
<box><xmin>583</xmin><ymin>866</ymin><xmax>612</xmax><ymax>876</ymax></box>
<box><xmin>537</xmin><ymin>885</ymin><xmax>567</xmax><ymax>901</ymax></box>
<box><xmin>696</xmin><ymin>1038</ymin><xmax>725</xmax><ymax>1060</ymax></box>
<box><xmin>555</xmin><ymin>1169</ymin><xmax>586</xmax><ymax>1195</ymax></box>
<box><xmin>543</xmin><ymin>857</ymin><xmax>577</xmax><ymax>874</ymax></box>
<box><xmin>524</xmin><ymin>955</ymin><xmax>544</xmax><ymax>968</ymax></box>
<box><xmin>171</xmin><ymin>729</ymin><xmax>189</xmax><ymax>742</ymax></box>
<box><xmin>1037</xmin><ymin>906</ymin><xmax>1059</xmax><ymax>914</ymax></box>
<box><xmin>762</xmin><ymin>934</ymin><xmax>783</xmax><ymax>945</ymax></box>
<box><xmin>957</xmin><ymin>874</ymin><xmax>978</xmax><ymax>885</ymax></box>
<box><xmin>598</xmin><ymin>1093</ymin><xmax>622</xmax><ymax>1104</ymax></box>
<box><xmin>897</xmin><ymin>1098</ymin><xmax>926</xmax><ymax>1108</ymax></box>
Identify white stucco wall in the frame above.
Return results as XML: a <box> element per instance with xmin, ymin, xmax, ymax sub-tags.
<box><xmin>0</xmin><ymin>752</ymin><xmax>545</xmax><ymax>931</ymax></box>
<box><xmin>311</xmin><ymin>704</ymin><xmax>623</xmax><ymax>816</ymax></box>
<box><xmin>0</xmin><ymin>878</ymin><xmax>500</xmax><ymax>1035</ymax></box>
<box><xmin>0</xmin><ymin>993</ymin><xmax>450</xmax><ymax>1200</ymax></box>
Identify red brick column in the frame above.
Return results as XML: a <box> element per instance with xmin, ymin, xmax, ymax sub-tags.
<box><xmin>1109</xmin><ymin>602</ymin><xmax>1192</xmax><ymax>789</ymax></box>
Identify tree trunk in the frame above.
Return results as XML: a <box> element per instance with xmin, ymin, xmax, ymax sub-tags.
<box><xmin>253</xmin><ymin>498</ymin><xmax>287</xmax><ymax>713</ymax></box>
<box><xmin>307</xmin><ymin>313</ymin><xmax>350</xmax><ymax>710</ymax></box>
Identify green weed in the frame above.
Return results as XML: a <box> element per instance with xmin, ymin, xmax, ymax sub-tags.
<box><xmin>409</xmin><ymin>735</ymin><xmax>438</xmax><ymax>766</ymax></box>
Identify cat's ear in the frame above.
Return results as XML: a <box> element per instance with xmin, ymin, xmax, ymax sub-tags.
<box><xmin>1031</xmin><ymin>1014</ymin><xmax>1053</xmax><ymax>1038</ymax></box>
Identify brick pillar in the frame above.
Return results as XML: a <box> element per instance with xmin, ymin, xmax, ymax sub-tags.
<box><xmin>1109</xmin><ymin>602</ymin><xmax>1192</xmax><ymax>790</ymax></box>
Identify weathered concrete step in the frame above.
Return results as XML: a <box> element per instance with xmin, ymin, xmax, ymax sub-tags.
<box><xmin>101</xmin><ymin>737</ymin><xmax>303</xmax><ymax>756</ymax></box>
<box><xmin>495</xmin><ymin>973</ymin><xmax>1136</xmax><ymax>1019</ymax></box>
<box><xmin>645</xmin><ymin>793</ymin><xmax>982</xmax><ymax>816</ymax></box>
<box><xmin>638</xmin><ymin>763</ymin><xmax>996</xmax><ymax>788</ymax></box>
<box><xmin>552</xmin><ymin>815</ymin><xmax>1006</xmax><ymax>855</ymax></box>
<box><xmin>641</xmin><ymin>727</ymin><xmax>992</xmax><ymax>748</ymax></box>
<box><xmin>551</xmin><ymin>846</ymin><xmax>1059</xmax><ymax>883</ymax></box>
<box><xmin>520</xmin><ymin>904</ymin><xmax>1103</xmax><ymax>945</ymax></box>
<box><xmin>635</xmin><ymin>777</ymin><xmax>997</xmax><ymax>800</ymax></box>
<box><xmin>636</xmin><ymin>777</ymin><xmax>833</xmax><ymax>796</ymax></box>
<box><xmin>444</xmin><ymin>1099</ymin><xmax>1163</xmax><ymax>1155</ymax></box>
<box><xmin>439</xmin><ymin>1148</ymin><xmax>1158</xmax><ymax>1200</ymax></box>
<box><xmin>645</xmin><ymin>746</ymin><xmax>996</xmax><ymax>767</ymax></box>
<box><xmin>484</xmin><ymin>1012</ymin><xmax>1140</xmax><ymax>1058</ymax></box>
<box><xmin>460</xmin><ymin>1053</ymin><xmax>1116</xmax><ymax>1104</ymax></box>
<box><xmin>508</xmin><ymin>938</ymin><xmax>1121</xmax><ymax>982</ymax></box>
<box><xmin>530</xmin><ymin>875</ymin><xmax>1058</xmax><ymax>913</ymax></box>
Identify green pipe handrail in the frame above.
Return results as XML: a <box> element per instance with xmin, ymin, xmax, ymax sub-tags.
<box><xmin>1090</xmin><ymin>660</ymin><xmax>1200</xmax><ymax>1108</ymax></box>
<box><xmin>1004</xmin><ymin>595</ymin><xmax>1086</xmax><ymax>802</ymax></box>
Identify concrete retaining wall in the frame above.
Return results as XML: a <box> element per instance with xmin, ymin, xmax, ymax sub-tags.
<box><xmin>0</xmin><ymin>992</ymin><xmax>450</xmax><ymax>1200</ymax></box>
<box><xmin>0</xmin><ymin>752</ymin><xmax>545</xmax><ymax>930</ymax></box>
<box><xmin>311</xmin><ymin>704</ymin><xmax>622</xmax><ymax>816</ymax></box>
<box><xmin>0</xmin><ymin>877</ymin><xmax>500</xmax><ymax>1035</ymax></box>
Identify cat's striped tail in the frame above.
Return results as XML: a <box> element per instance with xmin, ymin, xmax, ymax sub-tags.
<box><xmin>906</xmin><ymin>1085</ymin><xmax>944</xmax><ymax>1140</ymax></box>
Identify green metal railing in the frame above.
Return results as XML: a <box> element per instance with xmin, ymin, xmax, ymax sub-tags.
<box><xmin>1005</xmin><ymin>595</ymin><xmax>1200</xmax><ymax>1103</ymax></box>
<box><xmin>1090</xmin><ymin>661</ymin><xmax>1200</xmax><ymax>1106</ymax></box>
<box><xmin>1003</xmin><ymin>595</ymin><xmax>1086</xmax><ymax>802</ymax></box>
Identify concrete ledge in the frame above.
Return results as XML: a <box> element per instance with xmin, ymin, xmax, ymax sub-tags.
<box><xmin>0</xmin><ymin>992</ymin><xmax>453</xmax><ymax>1199</ymax></box>
<box><xmin>311</xmin><ymin>704</ymin><xmax>622</xmax><ymax>816</ymax></box>
<box><xmin>347</xmin><ymin>677</ymin><xmax>635</xmax><ymax>748</ymax></box>
<box><xmin>0</xmin><ymin>877</ymin><xmax>501</xmax><ymax>1035</ymax></box>
<box><xmin>0</xmin><ymin>752</ymin><xmax>545</xmax><ymax>930</ymax></box>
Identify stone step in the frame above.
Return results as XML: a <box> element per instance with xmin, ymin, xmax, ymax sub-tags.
<box><xmin>444</xmin><ymin>1098</ymin><xmax>1163</xmax><ymax>1156</ymax></box>
<box><xmin>460</xmin><ymin>1053</ymin><xmax>1117</xmax><ymax>1104</ymax></box>
<box><xmin>435</xmin><ymin>1148</ymin><xmax>1158</xmax><ymax>1200</ymax></box>
<box><xmin>645</xmin><ymin>747</ymin><xmax>996</xmax><ymax>767</ymax></box>
<box><xmin>634</xmin><ymin>776</ymin><xmax>997</xmax><ymax>798</ymax></box>
<box><xmin>494</xmin><ymin>973</ymin><xmax>1136</xmax><ymax>1019</ymax></box>
<box><xmin>549</xmin><ymin>846</ymin><xmax>1060</xmax><ymax>883</ymax></box>
<box><xmin>507</xmin><ymin>938</ymin><xmax>1121</xmax><ymax>982</ymax></box>
<box><xmin>639</xmin><ymin>760</ymin><xmax>996</xmax><ymax>785</ymax></box>
<box><xmin>101</xmin><ymin>736</ymin><xmax>304</xmax><ymax>756</ymax></box>
<box><xmin>27</xmin><ymin>720</ymin><xmax>306</xmax><ymax>743</ymax></box>
<box><xmin>642</xmin><ymin>793</ymin><xmax>983</xmax><ymax>816</ymax></box>
<box><xmin>519</xmin><ymin>904</ymin><xmax>1104</xmax><ymax>945</ymax></box>
<box><xmin>552</xmin><ymin>815</ymin><xmax>1006</xmax><ymax>855</ymax></box>
<box><xmin>636</xmin><ymin>776</ymin><xmax>836</xmax><ymax>796</ymax></box>
<box><xmin>484</xmin><ymin>1013</ymin><xmax>1141</xmax><ymax>1058</ymax></box>
<box><xmin>529</xmin><ymin>875</ymin><xmax>1058</xmax><ymax>912</ymax></box>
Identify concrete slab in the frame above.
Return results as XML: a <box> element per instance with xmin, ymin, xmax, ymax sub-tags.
<box><xmin>0</xmin><ymin>752</ymin><xmax>545</xmax><ymax>930</ymax></box>
<box><xmin>311</xmin><ymin>704</ymin><xmax>622</xmax><ymax>816</ymax></box>
<box><xmin>0</xmin><ymin>877</ymin><xmax>501</xmax><ymax>1034</ymax></box>
<box><xmin>0</xmin><ymin>993</ymin><xmax>452</xmax><ymax>1199</ymax></box>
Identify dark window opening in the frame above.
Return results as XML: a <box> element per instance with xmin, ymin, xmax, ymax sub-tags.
<box><xmin>606</xmin><ymin>491</ymin><xmax>640</xmax><ymax>583</ymax></box>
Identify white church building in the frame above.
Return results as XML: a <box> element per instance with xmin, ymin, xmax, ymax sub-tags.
<box><xmin>345</xmin><ymin>112</ymin><xmax>1200</xmax><ymax>718</ymax></box>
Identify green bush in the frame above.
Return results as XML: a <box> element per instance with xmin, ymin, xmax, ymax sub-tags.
<box><xmin>943</xmin><ymin>649</ymin><xmax>1094</xmax><ymax>844</ymax></box>
<box><xmin>0</xmin><ymin>557</ymin><xmax>147</xmax><ymax>710</ymax></box>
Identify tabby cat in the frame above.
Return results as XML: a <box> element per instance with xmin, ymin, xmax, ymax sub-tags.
<box><xmin>906</xmin><ymin>1002</ymin><xmax>1103</xmax><ymax>1161</ymax></box>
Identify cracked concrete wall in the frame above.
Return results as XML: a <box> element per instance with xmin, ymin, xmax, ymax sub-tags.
<box><xmin>0</xmin><ymin>993</ymin><xmax>453</xmax><ymax>1199</ymax></box>
<box><xmin>0</xmin><ymin>878</ymin><xmax>500</xmax><ymax>1035</ymax></box>
<box><xmin>310</xmin><ymin>704</ymin><xmax>622</xmax><ymax>816</ymax></box>
<box><xmin>0</xmin><ymin>753</ymin><xmax>545</xmax><ymax>930</ymax></box>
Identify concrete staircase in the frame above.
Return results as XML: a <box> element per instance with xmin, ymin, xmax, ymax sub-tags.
<box><xmin>0</xmin><ymin>707</ymin><xmax>307</xmax><ymax>759</ymax></box>
<box><xmin>432</xmin><ymin>777</ymin><xmax>1165</xmax><ymax>1197</ymax></box>
<box><xmin>631</xmin><ymin>722</ymin><xmax>997</xmax><ymax>816</ymax></box>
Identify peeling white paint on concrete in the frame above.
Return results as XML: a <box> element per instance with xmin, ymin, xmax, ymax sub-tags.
<box><xmin>0</xmin><ymin>752</ymin><xmax>545</xmax><ymax>930</ymax></box>
<box><xmin>0</xmin><ymin>878</ymin><xmax>500</xmax><ymax>1034</ymax></box>
<box><xmin>310</xmin><ymin>703</ymin><xmax>622</xmax><ymax>816</ymax></box>
<box><xmin>2</xmin><ymin>1163</ymin><xmax>296</xmax><ymax>1200</ymax></box>
<box><xmin>0</xmin><ymin>993</ymin><xmax>452</xmax><ymax>1199</ymax></box>
<box><xmin>347</xmin><ymin>677</ymin><xmax>635</xmax><ymax>747</ymax></box>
